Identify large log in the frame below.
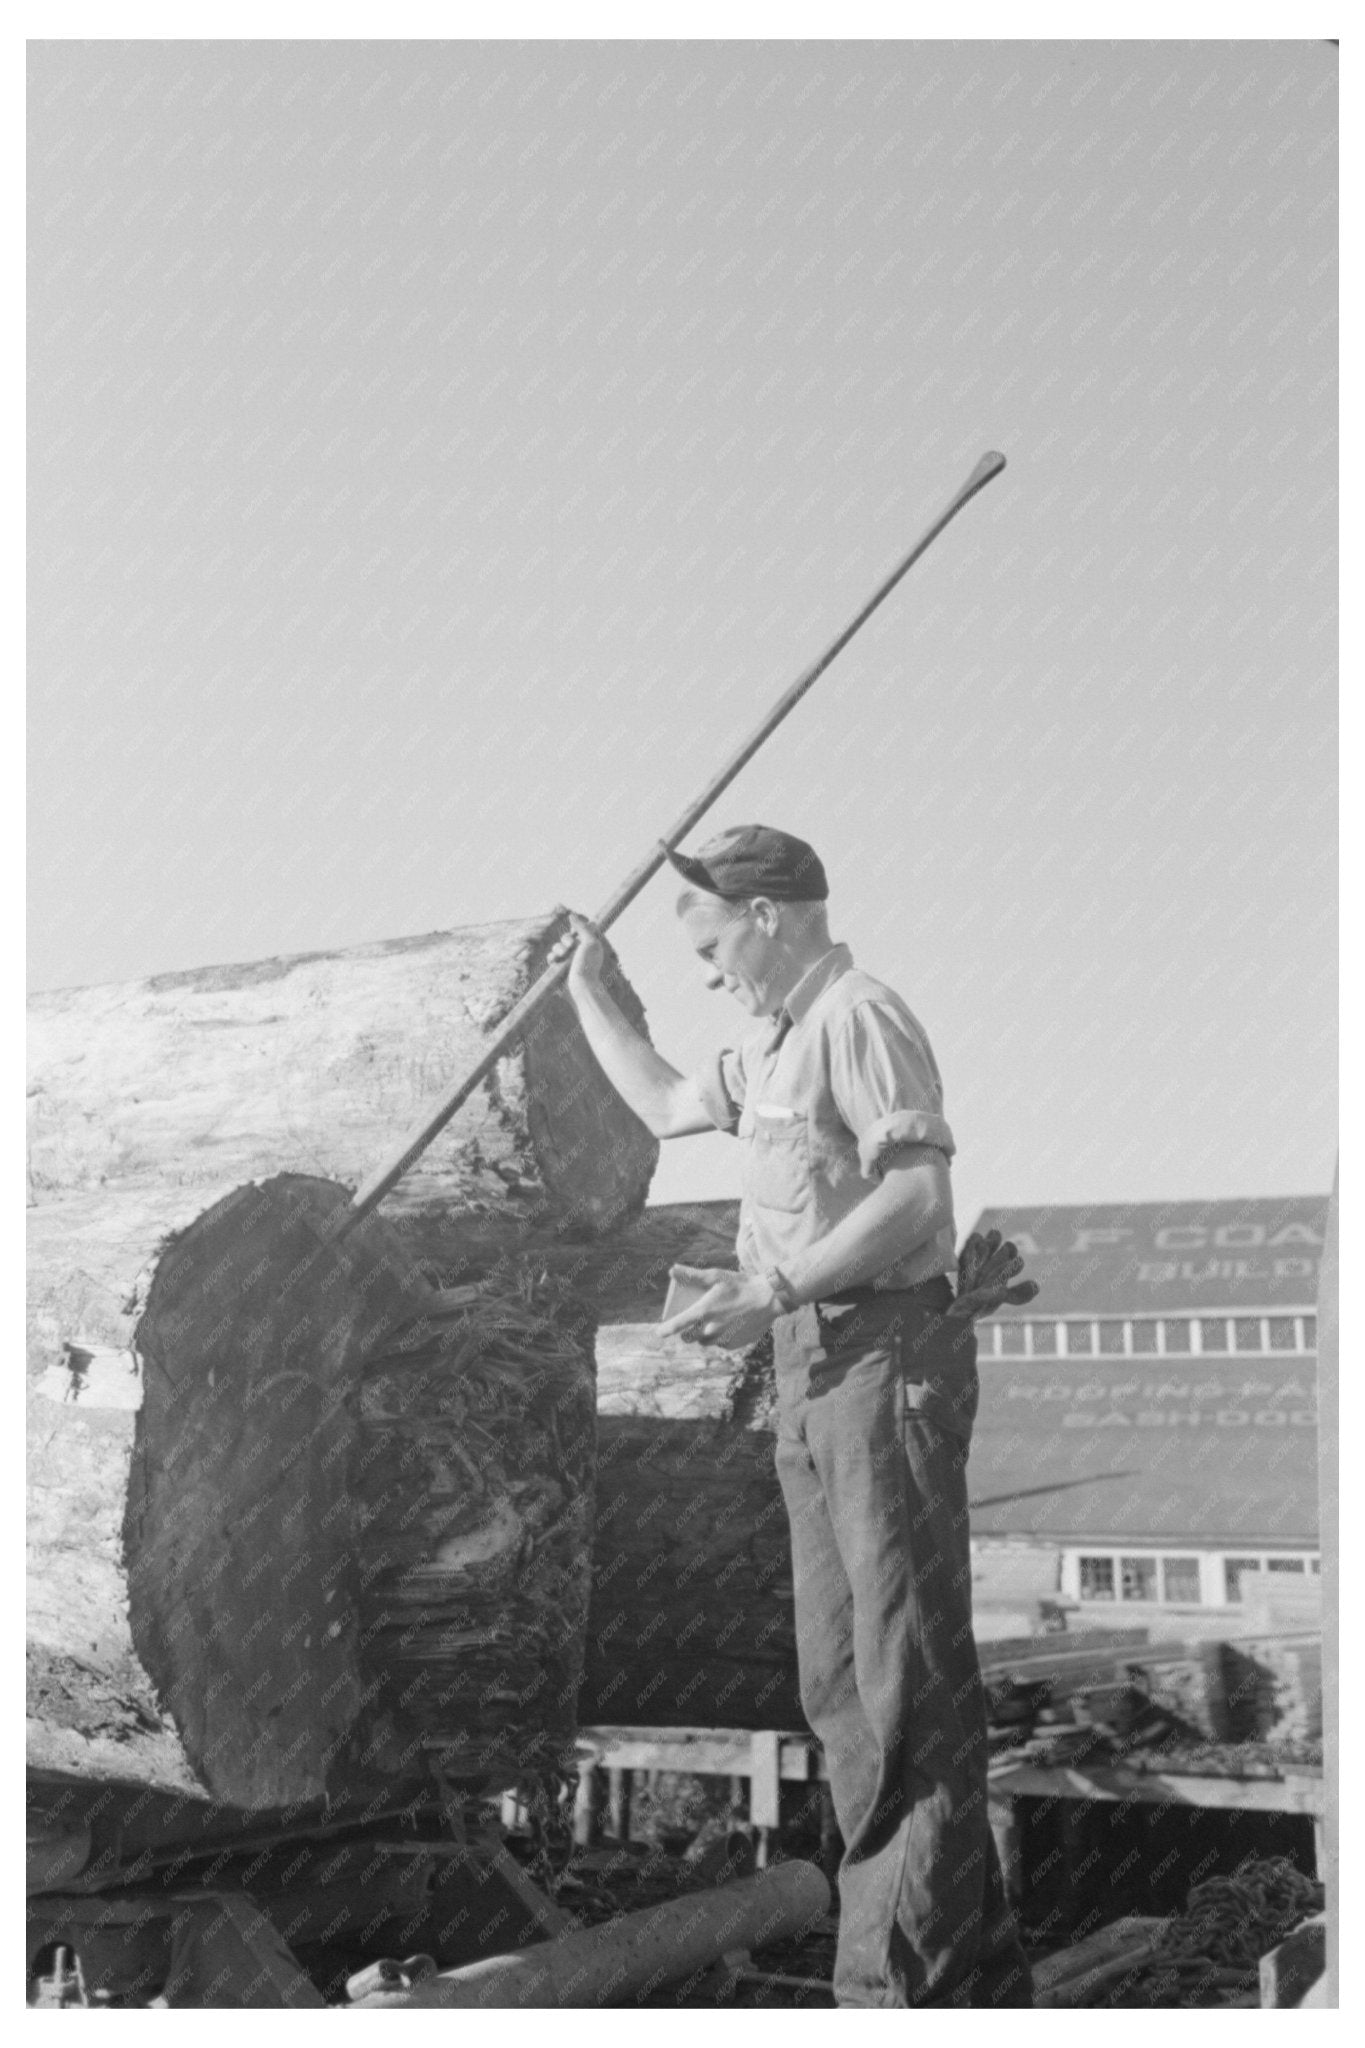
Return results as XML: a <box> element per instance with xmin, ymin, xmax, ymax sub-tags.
<box><xmin>350</xmin><ymin>1861</ymin><xmax>831</xmax><ymax>2008</ymax></box>
<box><xmin>31</xmin><ymin>1175</ymin><xmax>598</xmax><ymax>1812</ymax></box>
<box><xmin>581</xmin><ymin>1322</ymin><xmax>803</xmax><ymax>1731</ymax></box>
<box><xmin>27</xmin><ymin>913</ymin><xmax>657</xmax><ymax>1352</ymax></box>
<box><xmin>27</xmin><ymin>916</ymin><xmax>653</xmax><ymax>1803</ymax></box>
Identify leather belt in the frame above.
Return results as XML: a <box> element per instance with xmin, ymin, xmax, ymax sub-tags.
<box><xmin>819</xmin><ymin>1275</ymin><xmax>954</xmax><ymax>1312</ymax></box>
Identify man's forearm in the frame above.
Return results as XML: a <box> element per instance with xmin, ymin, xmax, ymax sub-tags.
<box><xmin>782</xmin><ymin>1149</ymin><xmax>951</xmax><ymax>1302</ymax></box>
<box><xmin>567</xmin><ymin>977</ymin><xmax>688</xmax><ymax>1134</ymax></box>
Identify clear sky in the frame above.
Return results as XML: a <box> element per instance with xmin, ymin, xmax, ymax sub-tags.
<box><xmin>27</xmin><ymin>38</ymin><xmax>1337</xmax><ymax>1228</ymax></box>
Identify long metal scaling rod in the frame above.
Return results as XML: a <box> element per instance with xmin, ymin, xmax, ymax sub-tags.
<box><xmin>338</xmin><ymin>450</ymin><xmax>1007</xmax><ymax>1233</ymax></box>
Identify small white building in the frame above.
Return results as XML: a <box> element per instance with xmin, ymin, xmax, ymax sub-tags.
<box><xmin>964</xmin><ymin>1197</ymin><xmax>1324</xmax><ymax>1636</ymax></box>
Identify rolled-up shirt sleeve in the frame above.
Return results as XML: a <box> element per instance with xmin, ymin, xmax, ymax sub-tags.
<box><xmin>692</xmin><ymin>1044</ymin><xmax>747</xmax><ymax>1135</ymax></box>
<box><xmin>829</xmin><ymin>1001</ymin><xmax>956</xmax><ymax>1178</ymax></box>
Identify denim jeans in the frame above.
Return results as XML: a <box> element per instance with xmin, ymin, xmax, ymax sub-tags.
<box><xmin>772</xmin><ymin>1287</ymin><xmax>1033</xmax><ymax>2008</ymax></box>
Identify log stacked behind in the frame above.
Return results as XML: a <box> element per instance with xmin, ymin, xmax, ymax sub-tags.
<box><xmin>580</xmin><ymin>1325</ymin><xmax>802</xmax><ymax>1730</ymax></box>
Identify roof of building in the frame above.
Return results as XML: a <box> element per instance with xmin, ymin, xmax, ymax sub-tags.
<box><xmin>967</xmin><ymin>1197</ymin><xmax>1328</xmax><ymax>1316</ymax></box>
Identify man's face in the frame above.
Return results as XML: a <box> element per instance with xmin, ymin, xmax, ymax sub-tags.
<box><xmin>680</xmin><ymin>897</ymin><xmax>784</xmax><ymax>1015</ymax></box>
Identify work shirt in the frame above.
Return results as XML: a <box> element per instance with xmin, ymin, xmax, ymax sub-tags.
<box><xmin>691</xmin><ymin>944</ymin><xmax>957</xmax><ymax>1294</ymax></box>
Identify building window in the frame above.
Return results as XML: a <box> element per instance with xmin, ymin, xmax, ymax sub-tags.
<box><xmin>1162</xmin><ymin>1319</ymin><xmax>1193</xmax><ymax>1354</ymax></box>
<box><xmin>1120</xmin><ymin>1556</ymin><xmax>1158</xmax><ymax>1601</ymax></box>
<box><xmin>1268</xmin><ymin>1317</ymin><xmax>1297</xmax><ymax>1351</ymax></box>
<box><xmin>1310</xmin><ymin>1559</ymin><xmax>1321</xmax><ymax>1575</ymax></box>
<box><xmin>1162</xmin><ymin>1557</ymin><xmax>1202</xmax><ymax>1604</ymax></box>
<box><xmin>975</xmin><ymin>1323</ymin><xmax>997</xmax><ymax>1357</ymax></box>
<box><xmin>1079</xmin><ymin>1556</ymin><xmax>1115</xmax><ymax>1600</ymax></box>
<box><xmin>1065</xmin><ymin>1322</ymin><xmax>1094</xmax><ymax>1356</ymax></box>
<box><xmin>1131</xmin><ymin>1320</ymin><xmax>1159</xmax><ymax>1354</ymax></box>
<box><xmin>1225</xmin><ymin>1557</ymin><xmax>1262</xmax><ymax>1603</ymax></box>
<box><xmin>998</xmin><ymin>1323</ymin><xmax>1026</xmax><ymax>1356</ymax></box>
<box><xmin>1098</xmin><ymin>1321</ymin><xmax>1126</xmax><ymax>1355</ymax></box>
<box><xmin>1200</xmin><ymin>1318</ymin><xmax>1229</xmax><ymax>1351</ymax></box>
<box><xmin>1233</xmin><ymin>1317</ymin><xmax>1264</xmax><ymax>1352</ymax></box>
<box><xmin>1267</xmin><ymin>1557</ymin><xmax>1306</xmax><ymax>1574</ymax></box>
<box><xmin>1030</xmin><ymin>1322</ymin><xmax>1057</xmax><ymax>1355</ymax></box>
<box><xmin>1302</xmin><ymin>1316</ymin><xmax>1317</xmax><ymax>1348</ymax></box>
<box><xmin>1070</xmin><ymin>1551</ymin><xmax>1217</xmax><ymax>1607</ymax></box>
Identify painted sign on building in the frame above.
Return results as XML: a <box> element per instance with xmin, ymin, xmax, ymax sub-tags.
<box><xmin>968</xmin><ymin>1197</ymin><xmax>1326</xmax><ymax>1314</ymax></box>
<box><xmin>969</xmin><ymin>1354</ymin><xmax>1319</xmax><ymax>1542</ymax></box>
<box><xmin>965</xmin><ymin>1197</ymin><xmax>1325</xmax><ymax>1544</ymax></box>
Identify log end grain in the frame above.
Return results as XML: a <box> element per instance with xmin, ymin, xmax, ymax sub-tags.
<box><xmin>127</xmin><ymin>1175</ymin><xmax>433</xmax><ymax>1811</ymax></box>
<box><xmin>120</xmin><ymin>1175</ymin><xmax>600</xmax><ymax>1812</ymax></box>
<box><xmin>353</xmin><ymin>1273</ymin><xmax>597</xmax><ymax>1785</ymax></box>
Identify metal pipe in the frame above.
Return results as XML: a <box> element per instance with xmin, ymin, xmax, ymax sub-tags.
<box><xmin>337</xmin><ymin>451</ymin><xmax>1006</xmax><ymax>1232</ymax></box>
<box><xmin>346</xmin><ymin>1859</ymin><xmax>830</xmax><ymax>2009</ymax></box>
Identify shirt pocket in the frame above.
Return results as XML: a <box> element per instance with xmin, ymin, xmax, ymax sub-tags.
<box><xmin>746</xmin><ymin>1108</ymin><xmax>813</xmax><ymax>1214</ymax></box>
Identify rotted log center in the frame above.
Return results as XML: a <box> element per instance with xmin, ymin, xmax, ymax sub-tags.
<box><xmin>127</xmin><ymin>1174</ymin><xmax>598</xmax><ymax>1814</ymax></box>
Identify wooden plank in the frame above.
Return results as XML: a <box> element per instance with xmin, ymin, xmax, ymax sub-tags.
<box><xmin>987</xmin><ymin>1796</ymin><xmax>1023</xmax><ymax>1910</ymax></box>
<box><xmin>572</xmin><ymin>1758</ymin><xmax>601</xmax><ymax>1849</ymax></box>
<box><xmin>580</xmin><ymin>1727</ymin><xmax>825</xmax><ymax>1783</ymax></box>
<box><xmin>988</xmin><ymin>1761</ymin><xmax>1324</xmax><ymax>1815</ymax></box>
<box><xmin>587</xmin><ymin>1736</ymin><xmax>755</xmax><ymax>1775</ymax></box>
<box><xmin>1259</xmin><ymin>1915</ymin><xmax>1327</xmax><ymax>2008</ymax></box>
<box><xmin>581</xmin><ymin>1728</ymin><xmax>1321</xmax><ymax>1824</ymax></box>
<box><xmin>747</xmin><ymin>1733</ymin><xmax>782</xmax><ymax>1831</ymax></box>
<box><xmin>605</xmin><ymin>1770</ymin><xmax>631</xmax><ymax>1845</ymax></box>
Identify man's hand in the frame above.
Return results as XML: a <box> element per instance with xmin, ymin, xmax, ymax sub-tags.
<box><xmin>547</xmin><ymin>910</ymin><xmax>608</xmax><ymax>998</ymax></box>
<box><xmin>947</xmin><ymin>1229</ymin><xmax>1040</xmax><ymax>1322</ymax></box>
<box><xmin>658</xmin><ymin>1265</ymin><xmax>781</xmax><ymax>1349</ymax></box>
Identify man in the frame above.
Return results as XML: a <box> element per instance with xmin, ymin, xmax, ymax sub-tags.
<box><xmin>554</xmin><ymin>824</ymin><xmax>1035</xmax><ymax>2008</ymax></box>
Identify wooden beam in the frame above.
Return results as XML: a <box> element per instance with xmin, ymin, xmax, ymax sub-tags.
<box><xmin>987</xmin><ymin>1796</ymin><xmax>1024</xmax><ymax>1910</ymax></box>
<box><xmin>987</xmin><ymin>1761</ymin><xmax>1324</xmax><ymax>1816</ymax></box>
<box><xmin>580</xmin><ymin>1726</ymin><xmax>826</xmax><ymax>1783</ymax></box>
<box><xmin>748</xmin><ymin>1731</ymin><xmax>781</xmax><ymax>1867</ymax></box>
<box><xmin>1259</xmin><ymin>1915</ymin><xmax>1327</xmax><ymax>2008</ymax></box>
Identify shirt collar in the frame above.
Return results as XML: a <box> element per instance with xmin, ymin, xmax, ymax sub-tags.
<box><xmin>777</xmin><ymin>943</ymin><xmax>854</xmax><ymax>1028</ymax></box>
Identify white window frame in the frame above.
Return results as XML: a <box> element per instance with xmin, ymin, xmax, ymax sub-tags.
<box><xmin>983</xmin><ymin>1311</ymin><xmax>1315</xmax><ymax>1362</ymax></box>
<box><xmin>1062</xmin><ymin>1546</ymin><xmax>1320</xmax><ymax>1609</ymax></box>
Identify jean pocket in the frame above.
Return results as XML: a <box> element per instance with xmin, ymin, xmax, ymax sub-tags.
<box><xmin>896</xmin><ymin>1340</ymin><xmax>978</xmax><ymax>1446</ymax></box>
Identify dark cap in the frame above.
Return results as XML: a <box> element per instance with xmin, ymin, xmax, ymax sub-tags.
<box><xmin>664</xmin><ymin>824</ymin><xmax>829</xmax><ymax>903</ymax></box>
